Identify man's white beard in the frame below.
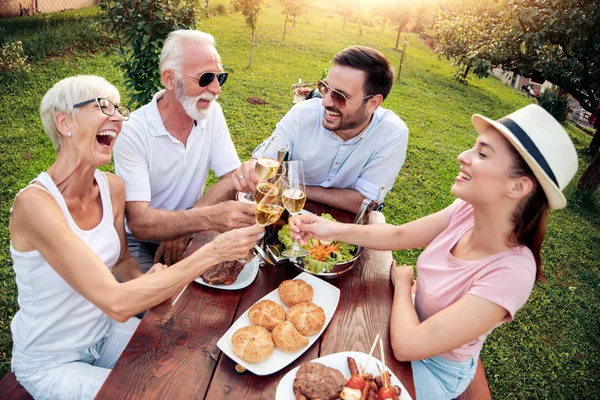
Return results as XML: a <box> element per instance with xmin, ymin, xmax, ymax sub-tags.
<box><xmin>175</xmin><ymin>77</ymin><xmax>218</xmax><ymax>121</ymax></box>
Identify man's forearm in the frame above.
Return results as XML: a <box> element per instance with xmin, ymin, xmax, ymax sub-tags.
<box><xmin>193</xmin><ymin>172</ymin><xmax>237</xmax><ymax>208</ymax></box>
<box><xmin>127</xmin><ymin>206</ymin><xmax>216</xmax><ymax>241</ymax></box>
<box><xmin>305</xmin><ymin>186</ymin><xmax>365</xmax><ymax>214</ymax></box>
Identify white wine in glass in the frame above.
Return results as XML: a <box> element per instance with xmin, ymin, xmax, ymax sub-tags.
<box><xmin>281</xmin><ymin>161</ymin><xmax>310</xmax><ymax>258</ymax></box>
<box><xmin>255</xmin><ymin>177</ymin><xmax>286</xmax><ymax>227</ymax></box>
<box><xmin>254</xmin><ymin>181</ymin><xmax>277</xmax><ymax>204</ymax></box>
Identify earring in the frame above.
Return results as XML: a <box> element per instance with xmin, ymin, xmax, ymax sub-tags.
<box><xmin>67</xmin><ymin>132</ymin><xmax>72</xmax><ymax>137</ymax></box>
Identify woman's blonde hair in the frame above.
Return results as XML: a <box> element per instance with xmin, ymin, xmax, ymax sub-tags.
<box><xmin>40</xmin><ymin>75</ymin><xmax>120</xmax><ymax>151</ymax></box>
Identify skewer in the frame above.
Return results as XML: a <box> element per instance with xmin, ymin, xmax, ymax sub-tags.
<box><xmin>172</xmin><ymin>284</ymin><xmax>188</xmax><ymax>306</ymax></box>
<box><xmin>360</xmin><ymin>333</ymin><xmax>380</xmax><ymax>375</ymax></box>
<box><xmin>379</xmin><ymin>338</ymin><xmax>389</xmax><ymax>388</ymax></box>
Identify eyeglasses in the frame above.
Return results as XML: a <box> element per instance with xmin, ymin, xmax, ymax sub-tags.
<box><xmin>179</xmin><ymin>71</ymin><xmax>228</xmax><ymax>87</ymax></box>
<box><xmin>73</xmin><ymin>98</ymin><xmax>130</xmax><ymax>121</ymax></box>
<box><xmin>317</xmin><ymin>80</ymin><xmax>374</xmax><ymax>108</ymax></box>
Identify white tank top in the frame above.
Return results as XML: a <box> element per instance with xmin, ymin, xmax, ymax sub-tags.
<box><xmin>10</xmin><ymin>170</ymin><xmax>120</xmax><ymax>359</ymax></box>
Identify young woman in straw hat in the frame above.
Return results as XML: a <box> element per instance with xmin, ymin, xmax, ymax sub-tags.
<box><xmin>289</xmin><ymin>104</ymin><xmax>578</xmax><ymax>399</ymax></box>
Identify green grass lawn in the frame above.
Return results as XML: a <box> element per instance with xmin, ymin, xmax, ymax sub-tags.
<box><xmin>1</xmin><ymin>2</ymin><xmax>599</xmax><ymax>398</ymax></box>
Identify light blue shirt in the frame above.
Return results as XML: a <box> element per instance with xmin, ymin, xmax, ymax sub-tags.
<box><xmin>252</xmin><ymin>99</ymin><xmax>408</xmax><ymax>203</ymax></box>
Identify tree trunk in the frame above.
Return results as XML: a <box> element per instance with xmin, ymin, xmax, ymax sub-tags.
<box><xmin>283</xmin><ymin>12</ymin><xmax>289</xmax><ymax>40</ymax></box>
<box><xmin>462</xmin><ymin>65</ymin><xmax>471</xmax><ymax>79</ymax></box>
<box><xmin>205</xmin><ymin>0</ymin><xmax>209</xmax><ymax>16</ymax></box>
<box><xmin>382</xmin><ymin>19</ymin><xmax>386</xmax><ymax>32</ymax></box>
<box><xmin>578</xmin><ymin>151</ymin><xmax>600</xmax><ymax>193</ymax></box>
<box><xmin>293</xmin><ymin>15</ymin><xmax>296</xmax><ymax>27</ymax></box>
<box><xmin>359</xmin><ymin>19</ymin><xmax>363</xmax><ymax>37</ymax></box>
<box><xmin>343</xmin><ymin>17</ymin><xmax>346</xmax><ymax>30</ymax></box>
<box><xmin>589</xmin><ymin>114</ymin><xmax>600</xmax><ymax>154</ymax></box>
<box><xmin>248</xmin><ymin>29</ymin><xmax>255</xmax><ymax>68</ymax></box>
<box><xmin>395</xmin><ymin>24</ymin><xmax>401</xmax><ymax>49</ymax></box>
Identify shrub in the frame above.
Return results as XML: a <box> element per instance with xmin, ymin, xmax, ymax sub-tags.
<box><xmin>538</xmin><ymin>87</ymin><xmax>569</xmax><ymax>123</ymax></box>
<box><xmin>0</xmin><ymin>41</ymin><xmax>30</xmax><ymax>73</ymax></box>
<box><xmin>214</xmin><ymin>3</ymin><xmax>227</xmax><ymax>15</ymax></box>
<box><xmin>101</xmin><ymin>0</ymin><xmax>199</xmax><ymax>108</ymax></box>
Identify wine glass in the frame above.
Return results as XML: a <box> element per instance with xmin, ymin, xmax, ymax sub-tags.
<box><xmin>255</xmin><ymin>176</ymin><xmax>286</xmax><ymax>228</ymax></box>
<box><xmin>246</xmin><ymin>137</ymin><xmax>289</xmax><ymax>202</ymax></box>
<box><xmin>281</xmin><ymin>161</ymin><xmax>310</xmax><ymax>258</ymax></box>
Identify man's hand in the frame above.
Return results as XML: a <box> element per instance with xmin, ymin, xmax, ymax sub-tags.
<box><xmin>208</xmin><ymin>224</ymin><xmax>265</xmax><ymax>262</ymax></box>
<box><xmin>154</xmin><ymin>235</ymin><xmax>190</xmax><ymax>266</ymax></box>
<box><xmin>206</xmin><ymin>200</ymin><xmax>256</xmax><ymax>232</ymax></box>
<box><xmin>232</xmin><ymin>159</ymin><xmax>258</xmax><ymax>193</ymax></box>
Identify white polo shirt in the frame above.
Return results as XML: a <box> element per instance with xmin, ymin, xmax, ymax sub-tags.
<box><xmin>114</xmin><ymin>90</ymin><xmax>240</xmax><ymax>216</ymax></box>
<box><xmin>252</xmin><ymin>99</ymin><xmax>409</xmax><ymax>203</ymax></box>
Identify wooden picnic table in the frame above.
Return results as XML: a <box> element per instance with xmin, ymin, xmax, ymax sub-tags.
<box><xmin>96</xmin><ymin>200</ymin><xmax>416</xmax><ymax>399</ymax></box>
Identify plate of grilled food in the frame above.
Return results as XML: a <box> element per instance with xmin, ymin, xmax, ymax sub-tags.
<box><xmin>275</xmin><ymin>351</ymin><xmax>412</xmax><ymax>400</ymax></box>
<box><xmin>216</xmin><ymin>272</ymin><xmax>340</xmax><ymax>375</ymax></box>
<box><xmin>194</xmin><ymin>255</ymin><xmax>259</xmax><ymax>290</ymax></box>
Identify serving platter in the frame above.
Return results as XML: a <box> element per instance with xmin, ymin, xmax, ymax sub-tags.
<box><xmin>275</xmin><ymin>351</ymin><xmax>413</xmax><ymax>400</ymax></box>
<box><xmin>216</xmin><ymin>272</ymin><xmax>340</xmax><ymax>375</ymax></box>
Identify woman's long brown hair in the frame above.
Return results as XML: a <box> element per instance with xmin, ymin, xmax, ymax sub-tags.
<box><xmin>507</xmin><ymin>145</ymin><xmax>549</xmax><ymax>282</ymax></box>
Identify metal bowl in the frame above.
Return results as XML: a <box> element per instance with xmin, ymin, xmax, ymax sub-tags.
<box><xmin>288</xmin><ymin>246</ymin><xmax>363</xmax><ymax>281</ymax></box>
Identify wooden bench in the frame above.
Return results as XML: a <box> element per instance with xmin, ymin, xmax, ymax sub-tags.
<box><xmin>0</xmin><ymin>371</ymin><xmax>33</xmax><ymax>399</ymax></box>
<box><xmin>457</xmin><ymin>357</ymin><xmax>492</xmax><ymax>400</ymax></box>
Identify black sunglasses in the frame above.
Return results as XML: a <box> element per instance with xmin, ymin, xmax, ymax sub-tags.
<box><xmin>180</xmin><ymin>71</ymin><xmax>228</xmax><ymax>87</ymax></box>
<box><xmin>317</xmin><ymin>80</ymin><xmax>373</xmax><ymax>108</ymax></box>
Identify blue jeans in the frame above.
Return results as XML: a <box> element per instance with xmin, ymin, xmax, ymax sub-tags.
<box><xmin>12</xmin><ymin>318</ymin><xmax>140</xmax><ymax>400</ymax></box>
<box><xmin>411</xmin><ymin>354</ymin><xmax>478</xmax><ymax>400</ymax></box>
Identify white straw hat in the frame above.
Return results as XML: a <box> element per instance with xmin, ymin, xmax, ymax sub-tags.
<box><xmin>472</xmin><ymin>104</ymin><xmax>578</xmax><ymax>210</ymax></box>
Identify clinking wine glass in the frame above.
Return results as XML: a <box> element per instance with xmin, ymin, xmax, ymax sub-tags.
<box><xmin>246</xmin><ymin>137</ymin><xmax>289</xmax><ymax>202</ymax></box>
<box><xmin>281</xmin><ymin>161</ymin><xmax>310</xmax><ymax>258</ymax></box>
<box><xmin>255</xmin><ymin>176</ymin><xmax>286</xmax><ymax>228</ymax></box>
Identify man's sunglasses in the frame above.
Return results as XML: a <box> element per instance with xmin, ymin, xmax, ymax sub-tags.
<box><xmin>317</xmin><ymin>80</ymin><xmax>374</xmax><ymax>108</ymax></box>
<box><xmin>180</xmin><ymin>71</ymin><xmax>228</xmax><ymax>87</ymax></box>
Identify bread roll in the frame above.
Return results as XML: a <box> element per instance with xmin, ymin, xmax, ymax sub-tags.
<box><xmin>278</xmin><ymin>279</ymin><xmax>313</xmax><ymax>307</ymax></box>
<box><xmin>285</xmin><ymin>302</ymin><xmax>326</xmax><ymax>336</ymax></box>
<box><xmin>272</xmin><ymin>321</ymin><xmax>309</xmax><ymax>352</ymax></box>
<box><xmin>248</xmin><ymin>300</ymin><xmax>285</xmax><ymax>331</ymax></box>
<box><xmin>231</xmin><ymin>326</ymin><xmax>274</xmax><ymax>363</ymax></box>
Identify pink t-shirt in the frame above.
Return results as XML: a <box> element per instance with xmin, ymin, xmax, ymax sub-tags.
<box><xmin>414</xmin><ymin>199</ymin><xmax>536</xmax><ymax>362</ymax></box>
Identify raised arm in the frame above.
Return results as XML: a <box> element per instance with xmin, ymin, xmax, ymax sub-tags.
<box><xmin>290</xmin><ymin>205</ymin><xmax>453</xmax><ymax>251</ymax></box>
<box><xmin>10</xmin><ymin>189</ymin><xmax>262</xmax><ymax>322</ymax></box>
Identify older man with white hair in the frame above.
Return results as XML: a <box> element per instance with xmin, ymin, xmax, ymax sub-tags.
<box><xmin>114</xmin><ymin>30</ymin><xmax>255</xmax><ymax>272</ymax></box>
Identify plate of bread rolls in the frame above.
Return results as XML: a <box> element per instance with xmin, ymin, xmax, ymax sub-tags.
<box><xmin>216</xmin><ymin>272</ymin><xmax>340</xmax><ymax>375</ymax></box>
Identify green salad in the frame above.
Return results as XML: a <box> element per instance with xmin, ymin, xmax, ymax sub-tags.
<box><xmin>278</xmin><ymin>213</ymin><xmax>356</xmax><ymax>274</ymax></box>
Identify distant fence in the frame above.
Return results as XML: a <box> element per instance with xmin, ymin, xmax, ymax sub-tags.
<box><xmin>0</xmin><ymin>0</ymin><xmax>95</xmax><ymax>18</ymax></box>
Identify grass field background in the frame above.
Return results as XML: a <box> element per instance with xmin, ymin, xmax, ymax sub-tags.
<box><xmin>0</xmin><ymin>2</ymin><xmax>599</xmax><ymax>398</ymax></box>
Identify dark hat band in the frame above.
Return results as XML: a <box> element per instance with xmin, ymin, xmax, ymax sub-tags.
<box><xmin>498</xmin><ymin>117</ymin><xmax>558</xmax><ymax>187</ymax></box>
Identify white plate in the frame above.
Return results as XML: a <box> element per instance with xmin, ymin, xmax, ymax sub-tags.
<box><xmin>194</xmin><ymin>256</ymin><xmax>259</xmax><ymax>290</ymax></box>
<box><xmin>275</xmin><ymin>351</ymin><xmax>413</xmax><ymax>400</ymax></box>
<box><xmin>216</xmin><ymin>272</ymin><xmax>340</xmax><ymax>375</ymax></box>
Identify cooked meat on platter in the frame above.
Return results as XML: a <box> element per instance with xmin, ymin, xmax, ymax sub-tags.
<box><xmin>292</xmin><ymin>357</ymin><xmax>401</xmax><ymax>400</ymax></box>
<box><xmin>293</xmin><ymin>362</ymin><xmax>346</xmax><ymax>400</ymax></box>
<box><xmin>201</xmin><ymin>260</ymin><xmax>246</xmax><ymax>285</ymax></box>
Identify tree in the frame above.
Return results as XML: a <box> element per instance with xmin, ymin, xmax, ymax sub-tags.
<box><xmin>279</xmin><ymin>0</ymin><xmax>309</xmax><ymax>40</ymax></box>
<box><xmin>101</xmin><ymin>0</ymin><xmax>198</xmax><ymax>107</ymax></box>
<box><xmin>330</xmin><ymin>0</ymin><xmax>354</xmax><ymax>30</ymax></box>
<box><xmin>232</xmin><ymin>0</ymin><xmax>266</xmax><ymax>68</ymax></box>
<box><xmin>435</xmin><ymin>0</ymin><xmax>600</xmax><ymax>192</ymax></box>
<box><xmin>379</xmin><ymin>0</ymin><xmax>413</xmax><ymax>49</ymax></box>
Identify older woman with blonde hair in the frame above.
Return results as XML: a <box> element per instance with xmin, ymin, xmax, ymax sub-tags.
<box><xmin>9</xmin><ymin>75</ymin><xmax>262</xmax><ymax>399</ymax></box>
<box><xmin>290</xmin><ymin>104</ymin><xmax>578</xmax><ymax>399</ymax></box>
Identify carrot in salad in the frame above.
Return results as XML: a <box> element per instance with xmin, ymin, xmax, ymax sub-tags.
<box><xmin>310</xmin><ymin>243</ymin><xmax>339</xmax><ymax>261</ymax></box>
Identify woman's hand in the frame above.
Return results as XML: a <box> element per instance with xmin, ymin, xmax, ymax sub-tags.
<box><xmin>208</xmin><ymin>224</ymin><xmax>264</xmax><ymax>262</ymax></box>
<box><xmin>146</xmin><ymin>262</ymin><xmax>168</xmax><ymax>274</ymax></box>
<box><xmin>390</xmin><ymin>261</ymin><xmax>414</xmax><ymax>291</ymax></box>
<box><xmin>288</xmin><ymin>214</ymin><xmax>338</xmax><ymax>246</ymax></box>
